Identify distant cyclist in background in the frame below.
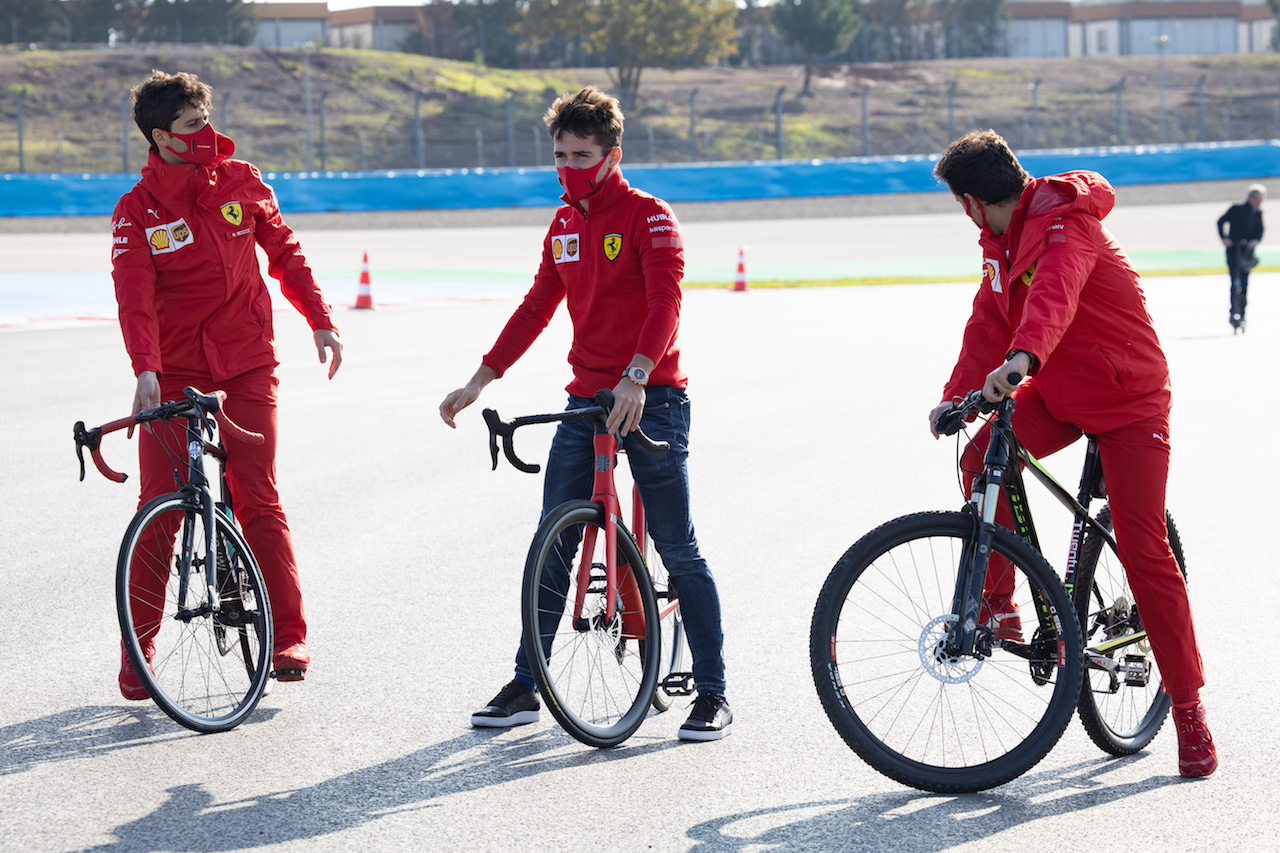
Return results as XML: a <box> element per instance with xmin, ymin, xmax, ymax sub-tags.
<box><xmin>930</xmin><ymin>129</ymin><xmax>1216</xmax><ymax>778</ymax></box>
<box><xmin>1217</xmin><ymin>184</ymin><xmax>1265</xmax><ymax>332</ymax></box>
<box><xmin>110</xmin><ymin>70</ymin><xmax>343</xmax><ymax>698</ymax></box>
<box><xmin>439</xmin><ymin>86</ymin><xmax>731</xmax><ymax>742</ymax></box>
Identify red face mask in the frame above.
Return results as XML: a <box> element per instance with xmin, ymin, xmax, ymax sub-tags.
<box><xmin>163</xmin><ymin>123</ymin><xmax>235</xmax><ymax>167</ymax></box>
<box><xmin>963</xmin><ymin>194</ymin><xmax>992</xmax><ymax>233</ymax></box>
<box><xmin>557</xmin><ymin>158</ymin><xmax>608</xmax><ymax>205</ymax></box>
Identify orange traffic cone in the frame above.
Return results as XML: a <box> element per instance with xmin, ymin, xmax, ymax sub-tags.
<box><xmin>353</xmin><ymin>251</ymin><xmax>375</xmax><ymax>309</ymax></box>
<box><xmin>732</xmin><ymin>246</ymin><xmax>748</xmax><ymax>292</ymax></box>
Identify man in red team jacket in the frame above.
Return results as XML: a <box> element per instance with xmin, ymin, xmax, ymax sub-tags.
<box><xmin>440</xmin><ymin>87</ymin><xmax>731</xmax><ymax>741</ymax></box>
<box><xmin>930</xmin><ymin>130</ymin><xmax>1215</xmax><ymax>777</ymax></box>
<box><xmin>111</xmin><ymin>70</ymin><xmax>342</xmax><ymax>697</ymax></box>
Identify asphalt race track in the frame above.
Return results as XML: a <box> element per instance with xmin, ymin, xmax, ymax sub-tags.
<box><xmin>2</xmin><ymin>193</ymin><xmax>1277</xmax><ymax>852</ymax></box>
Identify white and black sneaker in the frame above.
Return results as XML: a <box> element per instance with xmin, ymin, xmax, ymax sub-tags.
<box><xmin>678</xmin><ymin>692</ymin><xmax>732</xmax><ymax>741</ymax></box>
<box><xmin>471</xmin><ymin>679</ymin><xmax>541</xmax><ymax>728</ymax></box>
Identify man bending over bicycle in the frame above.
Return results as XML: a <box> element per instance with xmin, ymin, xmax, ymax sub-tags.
<box><xmin>439</xmin><ymin>86</ymin><xmax>731</xmax><ymax>741</ymax></box>
<box><xmin>928</xmin><ymin>130</ymin><xmax>1214</xmax><ymax>777</ymax></box>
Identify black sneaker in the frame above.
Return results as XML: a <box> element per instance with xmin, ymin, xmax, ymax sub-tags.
<box><xmin>470</xmin><ymin>679</ymin><xmax>540</xmax><ymax>728</ymax></box>
<box><xmin>678</xmin><ymin>692</ymin><xmax>732</xmax><ymax>741</ymax></box>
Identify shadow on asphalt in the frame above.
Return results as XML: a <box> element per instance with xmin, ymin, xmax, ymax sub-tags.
<box><xmin>683</xmin><ymin>753</ymin><xmax>1186</xmax><ymax>851</ymax></box>
<box><xmin>30</xmin><ymin>718</ymin><xmax>680</xmax><ymax>852</ymax></box>
<box><xmin>0</xmin><ymin>705</ymin><xmax>282</xmax><ymax>777</ymax></box>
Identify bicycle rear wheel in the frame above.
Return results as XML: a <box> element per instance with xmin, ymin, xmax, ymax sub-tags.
<box><xmin>642</xmin><ymin>535</ymin><xmax>688</xmax><ymax>713</ymax></box>
<box><xmin>117</xmin><ymin>494</ymin><xmax>273</xmax><ymax>733</ymax></box>
<box><xmin>1074</xmin><ymin>506</ymin><xmax>1186</xmax><ymax>755</ymax></box>
<box><xmin>810</xmin><ymin>511</ymin><xmax>1083</xmax><ymax>793</ymax></box>
<box><xmin>522</xmin><ymin>500</ymin><xmax>660</xmax><ymax>747</ymax></box>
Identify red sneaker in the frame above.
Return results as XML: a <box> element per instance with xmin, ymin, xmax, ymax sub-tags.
<box><xmin>979</xmin><ymin>593</ymin><xmax>1023</xmax><ymax>642</ymax></box>
<box><xmin>118</xmin><ymin>640</ymin><xmax>154</xmax><ymax>702</ymax></box>
<box><xmin>1174</xmin><ymin>701</ymin><xmax>1218</xmax><ymax>778</ymax></box>
<box><xmin>273</xmin><ymin>643</ymin><xmax>310</xmax><ymax>682</ymax></box>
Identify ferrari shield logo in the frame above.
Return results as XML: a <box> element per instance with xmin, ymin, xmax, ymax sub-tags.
<box><xmin>603</xmin><ymin>233</ymin><xmax>623</xmax><ymax>261</ymax></box>
<box><xmin>220</xmin><ymin>201</ymin><xmax>243</xmax><ymax>226</ymax></box>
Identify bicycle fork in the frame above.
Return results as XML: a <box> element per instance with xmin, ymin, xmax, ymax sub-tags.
<box><xmin>947</xmin><ymin>413</ymin><xmax>1015</xmax><ymax>658</ymax></box>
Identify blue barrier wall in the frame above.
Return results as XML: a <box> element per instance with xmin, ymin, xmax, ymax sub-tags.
<box><xmin>4</xmin><ymin>140</ymin><xmax>1279</xmax><ymax>217</ymax></box>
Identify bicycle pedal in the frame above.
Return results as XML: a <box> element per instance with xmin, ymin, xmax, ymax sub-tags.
<box><xmin>1121</xmin><ymin>654</ymin><xmax>1150</xmax><ymax>687</ymax></box>
<box><xmin>660</xmin><ymin>672</ymin><xmax>695</xmax><ymax>696</ymax></box>
<box><xmin>271</xmin><ymin>668</ymin><xmax>305</xmax><ymax>682</ymax></box>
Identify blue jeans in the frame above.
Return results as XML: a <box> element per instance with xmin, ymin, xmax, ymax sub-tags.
<box><xmin>513</xmin><ymin>386</ymin><xmax>727</xmax><ymax>695</ymax></box>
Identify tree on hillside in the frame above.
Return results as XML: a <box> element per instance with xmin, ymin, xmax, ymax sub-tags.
<box><xmin>524</xmin><ymin>0</ymin><xmax>738</xmax><ymax>108</ymax></box>
<box><xmin>770</xmin><ymin>0</ymin><xmax>860</xmax><ymax>96</ymax></box>
<box><xmin>934</xmin><ymin>0</ymin><xmax>1007</xmax><ymax>58</ymax></box>
<box><xmin>134</xmin><ymin>0</ymin><xmax>256</xmax><ymax>46</ymax></box>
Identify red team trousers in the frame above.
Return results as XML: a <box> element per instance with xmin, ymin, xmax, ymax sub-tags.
<box><xmin>963</xmin><ymin>381</ymin><xmax>1205</xmax><ymax>701</ymax></box>
<box><xmin>128</xmin><ymin>367</ymin><xmax>306</xmax><ymax>652</ymax></box>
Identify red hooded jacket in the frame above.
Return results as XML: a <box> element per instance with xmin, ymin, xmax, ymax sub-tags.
<box><xmin>942</xmin><ymin>171</ymin><xmax>1171</xmax><ymax>434</ymax></box>
<box><xmin>111</xmin><ymin>151</ymin><xmax>336</xmax><ymax>382</ymax></box>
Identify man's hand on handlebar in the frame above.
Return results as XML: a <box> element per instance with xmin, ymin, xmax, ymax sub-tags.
<box><xmin>607</xmin><ymin>378</ymin><xmax>645</xmax><ymax>437</ymax></box>
<box><xmin>128</xmin><ymin>371</ymin><xmax>161</xmax><ymax>439</ymax></box>
<box><xmin>983</xmin><ymin>351</ymin><xmax>1031</xmax><ymax>403</ymax></box>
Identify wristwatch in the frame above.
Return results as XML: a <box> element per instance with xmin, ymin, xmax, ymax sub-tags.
<box><xmin>623</xmin><ymin>366</ymin><xmax>648</xmax><ymax>386</ymax></box>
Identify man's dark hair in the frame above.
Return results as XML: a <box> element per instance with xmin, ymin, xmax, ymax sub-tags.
<box><xmin>131</xmin><ymin>70</ymin><xmax>213</xmax><ymax>153</ymax></box>
<box><xmin>544</xmin><ymin>86</ymin><xmax>624</xmax><ymax>151</ymax></box>
<box><xmin>934</xmin><ymin>130</ymin><xmax>1031</xmax><ymax>204</ymax></box>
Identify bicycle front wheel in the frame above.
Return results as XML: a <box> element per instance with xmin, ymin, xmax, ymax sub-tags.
<box><xmin>810</xmin><ymin>511</ymin><xmax>1084</xmax><ymax>793</ymax></box>
<box><xmin>1074</xmin><ymin>506</ymin><xmax>1186</xmax><ymax>755</ymax></box>
<box><xmin>117</xmin><ymin>494</ymin><xmax>273</xmax><ymax>733</ymax></box>
<box><xmin>522</xmin><ymin>500</ymin><xmax>660</xmax><ymax>747</ymax></box>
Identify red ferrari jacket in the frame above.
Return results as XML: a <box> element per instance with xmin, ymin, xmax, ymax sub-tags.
<box><xmin>942</xmin><ymin>171</ymin><xmax>1171</xmax><ymax>434</ymax></box>
<box><xmin>111</xmin><ymin>151</ymin><xmax>336</xmax><ymax>382</ymax></box>
<box><xmin>482</xmin><ymin>167</ymin><xmax>687</xmax><ymax>397</ymax></box>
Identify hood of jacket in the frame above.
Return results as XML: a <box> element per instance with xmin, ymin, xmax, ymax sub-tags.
<box><xmin>997</xmin><ymin>171</ymin><xmax>1116</xmax><ymax>278</ymax></box>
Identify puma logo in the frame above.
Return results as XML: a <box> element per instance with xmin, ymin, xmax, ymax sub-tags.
<box><xmin>1152</xmin><ymin>432</ymin><xmax>1168</xmax><ymax>445</ymax></box>
<box><xmin>558</xmin><ymin>217</ymin><xmax>570</xmax><ymax>228</ymax></box>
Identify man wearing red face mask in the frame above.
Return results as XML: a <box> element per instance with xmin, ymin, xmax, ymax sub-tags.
<box><xmin>110</xmin><ymin>70</ymin><xmax>342</xmax><ymax>698</ymax></box>
<box><xmin>929</xmin><ymin>130</ymin><xmax>1215</xmax><ymax>778</ymax></box>
<box><xmin>440</xmin><ymin>86</ymin><xmax>731</xmax><ymax>741</ymax></box>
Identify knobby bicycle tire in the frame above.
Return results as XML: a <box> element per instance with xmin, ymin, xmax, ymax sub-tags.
<box><xmin>522</xmin><ymin>500</ymin><xmax>660</xmax><ymax>747</ymax></box>
<box><xmin>117</xmin><ymin>493</ymin><xmax>273</xmax><ymax>733</ymax></box>
<box><xmin>810</xmin><ymin>511</ymin><xmax>1084</xmax><ymax>793</ymax></box>
<box><xmin>1074</xmin><ymin>506</ymin><xmax>1186</xmax><ymax>755</ymax></box>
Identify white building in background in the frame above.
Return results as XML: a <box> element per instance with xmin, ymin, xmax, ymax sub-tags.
<box><xmin>1008</xmin><ymin>0</ymin><xmax>1276</xmax><ymax>58</ymax></box>
<box><xmin>251</xmin><ymin>3</ymin><xmax>329</xmax><ymax>49</ymax></box>
<box><xmin>326</xmin><ymin>7</ymin><xmax>420</xmax><ymax>51</ymax></box>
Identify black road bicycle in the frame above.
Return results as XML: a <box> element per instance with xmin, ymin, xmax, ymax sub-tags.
<box><xmin>75</xmin><ymin>387</ymin><xmax>274</xmax><ymax>733</ymax></box>
<box><xmin>810</xmin><ymin>383</ymin><xmax>1186</xmax><ymax>792</ymax></box>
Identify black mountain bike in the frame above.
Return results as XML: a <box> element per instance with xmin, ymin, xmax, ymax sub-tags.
<box><xmin>810</xmin><ymin>383</ymin><xmax>1185</xmax><ymax>792</ymax></box>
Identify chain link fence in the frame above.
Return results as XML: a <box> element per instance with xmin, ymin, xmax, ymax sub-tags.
<box><xmin>4</xmin><ymin>50</ymin><xmax>1280</xmax><ymax>175</ymax></box>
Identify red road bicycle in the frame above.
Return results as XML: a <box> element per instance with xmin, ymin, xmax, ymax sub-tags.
<box><xmin>74</xmin><ymin>387</ymin><xmax>274</xmax><ymax>733</ymax></box>
<box><xmin>482</xmin><ymin>390</ymin><xmax>692</xmax><ymax>747</ymax></box>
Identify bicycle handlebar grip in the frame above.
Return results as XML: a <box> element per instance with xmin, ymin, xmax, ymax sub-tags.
<box><xmin>481</xmin><ymin>408</ymin><xmax>541</xmax><ymax>474</ymax></box>
<box><xmin>184</xmin><ymin>387</ymin><xmax>265</xmax><ymax>445</ymax></box>
<box><xmin>1007</xmin><ymin>372</ymin><xmax>1023</xmax><ymax>385</ymax></box>
<box><xmin>92</xmin><ymin>447</ymin><xmax>127</xmax><ymax>483</ymax></box>
<box><xmin>933</xmin><ymin>408</ymin><xmax>967</xmax><ymax>437</ymax></box>
<box><xmin>592</xmin><ymin>388</ymin><xmax>668</xmax><ymax>453</ymax></box>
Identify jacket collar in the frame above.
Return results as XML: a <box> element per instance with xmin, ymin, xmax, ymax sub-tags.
<box><xmin>141</xmin><ymin>149</ymin><xmax>228</xmax><ymax>212</ymax></box>
<box><xmin>561</xmin><ymin>166</ymin><xmax>628</xmax><ymax>218</ymax></box>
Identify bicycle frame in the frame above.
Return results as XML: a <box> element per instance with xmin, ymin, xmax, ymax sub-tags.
<box><xmin>953</xmin><ymin>397</ymin><xmax>1138</xmax><ymax>666</ymax></box>
<box><xmin>571</xmin><ymin>425</ymin><xmax>647</xmax><ymax>638</ymax></box>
